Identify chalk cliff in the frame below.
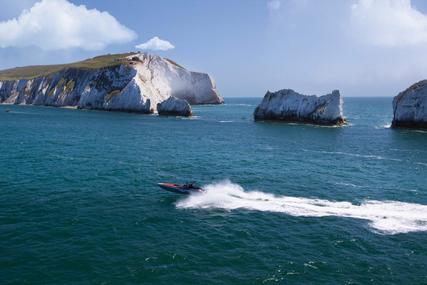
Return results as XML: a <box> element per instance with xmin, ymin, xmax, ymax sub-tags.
<box><xmin>254</xmin><ymin>89</ymin><xmax>345</xmax><ymax>126</ymax></box>
<box><xmin>0</xmin><ymin>52</ymin><xmax>223</xmax><ymax>113</ymax></box>
<box><xmin>392</xmin><ymin>80</ymin><xmax>427</xmax><ymax>129</ymax></box>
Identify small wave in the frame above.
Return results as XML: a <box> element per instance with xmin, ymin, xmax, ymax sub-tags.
<box><xmin>3</xmin><ymin>110</ymin><xmax>40</xmax><ymax>115</ymax></box>
<box><xmin>263</xmin><ymin>145</ymin><xmax>275</xmax><ymax>151</ymax></box>
<box><xmin>303</xmin><ymin>149</ymin><xmax>402</xmax><ymax>162</ymax></box>
<box><xmin>224</xmin><ymin>103</ymin><xmax>254</xmax><ymax>107</ymax></box>
<box><xmin>414</xmin><ymin>130</ymin><xmax>427</xmax><ymax>134</ymax></box>
<box><xmin>342</xmin><ymin>122</ymin><xmax>355</xmax><ymax>127</ymax></box>
<box><xmin>288</xmin><ymin>122</ymin><xmax>345</xmax><ymax>128</ymax></box>
<box><xmin>219</xmin><ymin>120</ymin><xmax>234</xmax><ymax>123</ymax></box>
<box><xmin>334</xmin><ymin>182</ymin><xmax>363</xmax><ymax>188</ymax></box>
<box><xmin>375</xmin><ymin>123</ymin><xmax>391</xmax><ymax>129</ymax></box>
<box><xmin>176</xmin><ymin>181</ymin><xmax>427</xmax><ymax>234</ymax></box>
<box><xmin>180</xmin><ymin>116</ymin><xmax>200</xmax><ymax>120</ymax></box>
<box><xmin>390</xmin><ymin>148</ymin><xmax>412</xmax><ymax>152</ymax></box>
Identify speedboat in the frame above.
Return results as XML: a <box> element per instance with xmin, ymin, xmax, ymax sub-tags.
<box><xmin>158</xmin><ymin>182</ymin><xmax>203</xmax><ymax>195</ymax></box>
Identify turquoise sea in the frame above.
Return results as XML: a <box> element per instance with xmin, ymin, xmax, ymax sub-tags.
<box><xmin>1</xmin><ymin>97</ymin><xmax>427</xmax><ymax>284</ymax></box>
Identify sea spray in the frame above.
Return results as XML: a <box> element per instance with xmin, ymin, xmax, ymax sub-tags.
<box><xmin>176</xmin><ymin>181</ymin><xmax>427</xmax><ymax>234</ymax></box>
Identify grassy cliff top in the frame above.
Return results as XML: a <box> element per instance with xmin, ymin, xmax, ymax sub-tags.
<box><xmin>0</xmin><ymin>52</ymin><xmax>137</xmax><ymax>81</ymax></box>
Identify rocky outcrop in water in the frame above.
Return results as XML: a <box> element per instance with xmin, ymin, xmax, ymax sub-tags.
<box><xmin>254</xmin><ymin>89</ymin><xmax>345</xmax><ymax>126</ymax></box>
<box><xmin>392</xmin><ymin>80</ymin><xmax>427</xmax><ymax>129</ymax></box>
<box><xmin>157</xmin><ymin>96</ymin><xmax>192</xmax><ymax>116</ymax></box>
<box><xmin>0</xmin><ymin>52</ymin><xmax>223</xmax><ymax>113</ymax></box>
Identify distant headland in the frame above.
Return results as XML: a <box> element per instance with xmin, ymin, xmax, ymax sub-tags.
<box><xmin>0</xmin><ymin>52</ymin><xmax>223</xmax><ymax>116</ymax></box>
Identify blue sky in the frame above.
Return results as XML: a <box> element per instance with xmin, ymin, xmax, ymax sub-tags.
<box><xmin>1</xmin><ymin>0</ymin><xmax>427</xmax><ymax>97</ymax></box>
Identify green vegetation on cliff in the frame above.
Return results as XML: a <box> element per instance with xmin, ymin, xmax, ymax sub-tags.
<box><xmin>0</xmin><ymin>52</ymin><xmax>137</xmax><ymax>81</ymax></box>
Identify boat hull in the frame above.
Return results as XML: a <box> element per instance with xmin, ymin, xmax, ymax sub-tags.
<box><xmin>158</xmin><ymin>183</ymin><xmax>203</xmax><ymax>195</ymax></box>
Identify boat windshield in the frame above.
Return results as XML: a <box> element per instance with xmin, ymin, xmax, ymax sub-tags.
<box><xmin>184</xmin><ymin>183</ymin><xmax>197</xmax><ymax>189</ymax></box>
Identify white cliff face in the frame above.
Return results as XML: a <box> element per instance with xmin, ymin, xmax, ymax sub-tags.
<box><xmin>254</xmin><ymin>89</ymin><xmax>345</xmax><ymax>125</ymax></box>
<box><xmin>129</xmin><ymin>53</ymin><xmax>223</xmax><ymax>107</ymax></box>
<box><xmin>392</xmin><ymin>80</ymin><xmax>427</xmax><ymax>129</ymax></box>
<box><xmin>157</xmin><ymin>96</ymin><xmax>192</xmax><ymax>117</ymax></box>
<box><xmin>0</xmin><ymin>52</ymin><xmax>223</xmax><ymax>113</ymax></box>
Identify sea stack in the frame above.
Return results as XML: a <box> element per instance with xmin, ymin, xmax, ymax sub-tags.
<box><xmin>392</xmin><ymin>80</ymin><xmax>427</xmax><ymax>129</ymax></box>
<box><xmin>157</xmin><ymin>96</ymin><xmax>192</xmax><ymax>117</ymax></box>
<box><xmin>0</xmin><ymin>52</ymin><xmax>223</xmax><ymax>114</ymax></box>
<box><xmin>254</xmin><ymin>89</ymin><xmax>345</xmax><ymax>126</ymax></box>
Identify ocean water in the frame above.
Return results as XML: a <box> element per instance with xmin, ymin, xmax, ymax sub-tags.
<box><xmin>1</xmin><ymin>97</ymin><xmax>427</xmax><ymax>284</ymax></box>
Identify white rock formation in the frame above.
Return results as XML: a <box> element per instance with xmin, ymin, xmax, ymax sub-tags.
<box><xmin>0</xmin><ymin>52</ymin><xmax>223</xmax><ymax>113</ymax></box>
<box><xmin>157</xmin><ymin>96</ymin><xmax>192</xmax><ymax>116</ymax></box>
<box><xmin>392</xmin><ymin>80</ymin><xmax>427</xmax><ymax>129</ymax></box>
<box><xmin>254</xmin><ymin>89</ymin><xmax>345</xmax><ymax>125</ymax></box>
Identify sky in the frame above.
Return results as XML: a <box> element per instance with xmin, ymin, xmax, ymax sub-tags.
<box><xmin>1</xmin><ymin>0</ymin><xmax>427</xmax><ymax>97</ymax></box>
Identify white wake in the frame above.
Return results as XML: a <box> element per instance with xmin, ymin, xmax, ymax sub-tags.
<box><xmin>176</xmin><ymin>181</ymin><xmax>427</xmax><ymax>235</ymax></box>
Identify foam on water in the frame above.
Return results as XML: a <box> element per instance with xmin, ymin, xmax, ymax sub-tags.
<box><xmin>176</xmin><ymin>181</ymin><xmax>427</xmax><ymax>235</ymax></box>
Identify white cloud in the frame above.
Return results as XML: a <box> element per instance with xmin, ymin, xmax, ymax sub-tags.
<box><xmin>0</xmin><ymin>0</ymin><xmax>136</xmax><ymax>50</ymax></box>
<box><xmin>135</xmin><ymin>36</ymin><xmax>175</xmax><ymax>51</ymax></box>
<box><xmin>267</xmin><ymin>0</ymin><xmax>281</xmax><ymax>11</ymax></box>
<box><xmin>350</xmin><ymin>0</ymin><xmax>427</xmax><ymax>46</ymax></box>
<box><xmin>264</xmin><ymin>0</ymin><xmax>427</xmax><ymax>97</ymax></box>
